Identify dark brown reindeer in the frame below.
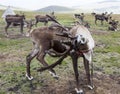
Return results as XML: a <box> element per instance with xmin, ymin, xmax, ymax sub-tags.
<box><xmin>25</xmin><ymin>19</ymin><xmax>36</xmax><ymax>30</ymax></box>
<box><xmin>108</xmin><ymin>19</ymin><xmax>119</xmax><ymax>31</ymax></box>
<box><xmin>92</xmin><ymin>12</ymin><xmax>112</xmax><ymax>25</ymax></box>
<box><xmin>26</xmin><ymin>16</ymin><xmax>70</xmax><ymax>79</ymax></box>
<box><xmin>74</xmin><ymin>13</ymin><xmax>85</xmax><ymax>23</ymax></box>
<box><xmin>35</xmin><ymin>14</ymin><xmax>56</xmax><ymax>27</ymax></box>
<box><xmin>74</xmin><ymin>14</ymin><xmax>81</xmax><ymax>18</ymax></box>
<box><xmin>26</xmin><ymin>15</ymin><xmax>95</xmax><ymax>94</ymax></box>
<box><xmin>5</xmin><ymin>14</ymin><xmax>25</xmax><ymax>36</ymax></box>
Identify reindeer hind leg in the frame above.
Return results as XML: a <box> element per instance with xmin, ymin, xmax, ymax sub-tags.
<box><xmin>26</xmin><ymin>46</ymin><xmax>39</xmax><ymax>80</ymax></box>
<box><xmin>36</xmin><ymin>46</ymin><xmax>58</xmax><ymax>79</ymax></box>
<box><xmin>20</xmin><ymin>22</ymin><xmax>24</xmax><ymax>35</ymax></box>
<box><xmin>5</xmin><ymin>22</ymin><xmax>11</xmax><ymax>37</ymax></box>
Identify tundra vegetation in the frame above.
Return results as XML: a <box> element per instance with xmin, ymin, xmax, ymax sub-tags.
<box><xmin>0</xmin><ymin>10</ymin><xmax>120</xmax><ymax>94</ymax></box>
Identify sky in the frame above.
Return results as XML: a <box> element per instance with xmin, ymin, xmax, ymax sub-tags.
<box><xmin>0</xmin><ymin>0</ymin><xmax>109</xmax><ymax>10</ymax></box>
<box><xmin>0</xmin><ymin>0</ymin><xmax>120</xmax><ymax>10</ymax></box>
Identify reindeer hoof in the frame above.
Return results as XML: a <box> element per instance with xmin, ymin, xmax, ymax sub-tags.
<box><xmin>87</xmin><ymin>85</ymin><xmax>94</xmax><ymax>90</ymax></box>
<box><xmin>26</xmin><ymin>33</ymin><xmax>30</xmax><ymax>37</ymax></box>
<box><xmin>22</xmin><ymin>33</ymin><xmax>25</xmax><ymax>36</ymax></box>
<box><xmin>53</xmin><ymin>76</ymin><xmax>59</xmax><ymax>80</ymax></box>
<box><xmin>26</xmin><ymin>74</ymin><xmax>33</xmax><ymax>80</ymax></box>
<box><xmin>75</xmin><ymin>88</ymin><xmax>84</xmax><ymax>94</ymax></box>
<box><xmin>49</xmin><ymin>71</ymin><xmax>59</xmax><ymax>80</ymax></box>
<box><xmin>5</xmin><ymin>34</ymin><xmax>9</xmax><ymax>37</ymax></box>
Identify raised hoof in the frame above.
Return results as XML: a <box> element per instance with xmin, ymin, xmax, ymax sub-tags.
<box><xmin>26</xmin><ymin>74</ymin><xmax>33</xmax><ymax>80</ymax></box>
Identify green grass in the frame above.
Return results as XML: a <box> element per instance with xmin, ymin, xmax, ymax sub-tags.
<box><xmin>0</xmin><ymin>10</ymin><xmax>120</xmax><ymax>93</ymax></box>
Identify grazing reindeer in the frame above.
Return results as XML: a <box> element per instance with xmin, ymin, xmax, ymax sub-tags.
<box><xmin>74</xmin><ymin>13</ymin><xmax>85</xmax><ymax>23</ymax></box>
<box><xmin>25</xmin><ymin>19</ymin><xmax>36</xmax><ymax>30</ymax></box>
<box><xmin>35</xmin><ymin>14</ymin><xmax>56</xmax><ymax>27</ymax></box>
<box><xmin>5</xmin><ymin>14</ymin><xmax>25</xmax><ymax>36</ymax></box>
<box><xmin>74</xmin><ymin>14</ymin><xmax>81</xmax><ymax>18</ymax></box>
<box><xmin>92</xmin><ymin>12</ymin><xmax>112</xmax><ymax>25</ymax></box>
<box><xmin>38</xmin><ymin>24</ymin><xmax>95</xmax><ymax>94</ymax></box>
<box><xmin>108</xmin><ymin>20</ymin><xmax>119</xmax><ymax>31</ymax></box>
<box><xmin>69</xmin><ymin>25</ymin><xmax>95</xmax><ymax>93</ymax></box>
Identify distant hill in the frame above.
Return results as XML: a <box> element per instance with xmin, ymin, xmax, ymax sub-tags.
<box><xmin>36</xmin><ymin>5</ymin><xmax>74</xmax><ymax>12</ymax></box>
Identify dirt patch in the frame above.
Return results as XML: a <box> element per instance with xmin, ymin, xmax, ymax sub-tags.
<box><xmin>0</xmin><ymin>54</ymin><xmax>6</xmax><ymax>59</ymax></box>
<box><xmin>16</xmin><ymin>72</ymin><xmax>120</xmax><ymax>94</ymax></box>
<box><xmin>41</xmin><ymin>73</ymin><xmax>120</xmax><ymax>94</ymax></box>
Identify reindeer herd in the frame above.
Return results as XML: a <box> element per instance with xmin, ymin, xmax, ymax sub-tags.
<box><xmin>4</xmin><ymin>11</ymin><xmax>119</xmax><ymax>36</ymax></box>
<box><xmin>91</xmin><ymin>12</ymin><xmax>119</xmax><ymax>31</ymax></box>
<box><xmin>3</xmin><ymin>12</ymin><xmax>119</xmax><ymax>94</ymax></box>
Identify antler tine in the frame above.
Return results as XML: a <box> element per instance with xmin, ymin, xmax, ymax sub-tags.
<box><xmin>46</xmin><ymin>14</ymin><xmax>60</xmax><ymax>25</ymax></box>
<box><xmin>46</xmin><ymin>14</ymin><xmax>67</xmax><ymax>31</ymax></box>
<box><xmin>56</xmin><ymin>32</ymin><xmax>75</xmax><ymax>40</ymax></box>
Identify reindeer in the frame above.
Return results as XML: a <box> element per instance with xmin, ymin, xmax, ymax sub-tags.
<box><xmin>5</xmin><ymin>14</ymin><xmax>25</xmax><ymax>36</ymax></box>
<box><xmin>108</xmin><ymin>20</ymin><xmax>119</xmax><ymax>31</ymax></box>
<box><xmin>26</xmin><ymin>19</ymin><xmax>70</xmax><ymax>80</ymax></box>
<box><xmin>92</xmin><ymin>12</ymin><xmax>112</xmax><ymax>25</ymax></box>
<box><xmin>74</xmin><ymin>14</ymin><xmax>81</xmax><ymax>18</ymax></box>
<box><xmin>25</xmin><ymin>19</ymin><xmax>36</xmax><ymax>30</ymax></box>
<box><xmin>26</xmin><ymin>15</ymin><xmax>95</xmax><ymax>94</ymax></box>
<box><xmin>35</xmin><ymin>14</ymin><xmax>56</xmax><ymax>27</ymax></box>
<box><xmin>74</xmin><ymin>13</ymin><xmax>85</xmax><ymax>23</ymax></box>
<box><xmin>39</xmin><ymin>25</ymin><xmax>95</xmax><ymax>94</ymax></box>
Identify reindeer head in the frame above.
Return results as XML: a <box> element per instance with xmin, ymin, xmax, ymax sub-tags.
<box><xmin>73</xmin><ymin>34</ymin><xmax>89</xmax><ymax>51</ymax></box>
<box><xmin>76</xmin><ymin>35</ymin><xmax>88</xmax><ymax>44</ymax></box>
<box><xmin>25</xmin><ymin>19</ymin><xmax>36</xmax><ymax>29</ymax></box>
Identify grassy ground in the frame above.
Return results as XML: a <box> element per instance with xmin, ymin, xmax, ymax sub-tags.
<box><xmin>0</xmin><ymin>10</ymin><xmax>120</xmax><ymax>94</ymax></box>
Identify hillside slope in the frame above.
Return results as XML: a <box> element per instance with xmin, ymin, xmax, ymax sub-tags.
<box><xmin>36</xmin><ymin>5</ymin><xmax>74</xmax><ymax>12</ymax></box>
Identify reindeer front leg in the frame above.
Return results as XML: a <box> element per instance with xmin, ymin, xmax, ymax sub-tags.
<box><xmin>101</xmin><ymin>20</ymin><xmax>103</xmax><ymax>25</ymax></box>
<box><xmin>20</xmin><ymin>22</ymin><xmax>24</xmax><ymax>35</ymax></box>
<box><xmin>70</xmin><ymin>50</ymin><xmax>84</xmax><ymax>94</ymax></box>
<box><xmin>95</xmin><ymin>19</ymin><xmax>97</xmax><ymax>25</ymax></box>
<box><xmin>83</xmin><ymin>51</ymin><xmax>94</xmax><ymax>90</ymax></box>
<box><xmin>35</xmin><ymin>20</ymin><xmax>38</xmax><ymax>27</ymax></box>
<box><xmin>5</xmin><ymin>22</ymin><xmax>11</xmax><ymax>37</ymax></box>
<box><xmin>44</xmin><ymin>21</ymin><xmax>48</xmax><ymax>26</ymax></box>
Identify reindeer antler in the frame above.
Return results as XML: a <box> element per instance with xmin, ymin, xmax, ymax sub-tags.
<box><xmin>46</xmin><ymin>14</ymin><xmax>60</xmax><ymax>24</ymax></box>
<box><xmin>46</xmin><ymin>14</ymin><xmax>68</xmax><ymax>31</ymax></box>
<box><xmin>55</xmin><ymin>32</ymin><xmax>75</xmax><ymax>39</ymax></box>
